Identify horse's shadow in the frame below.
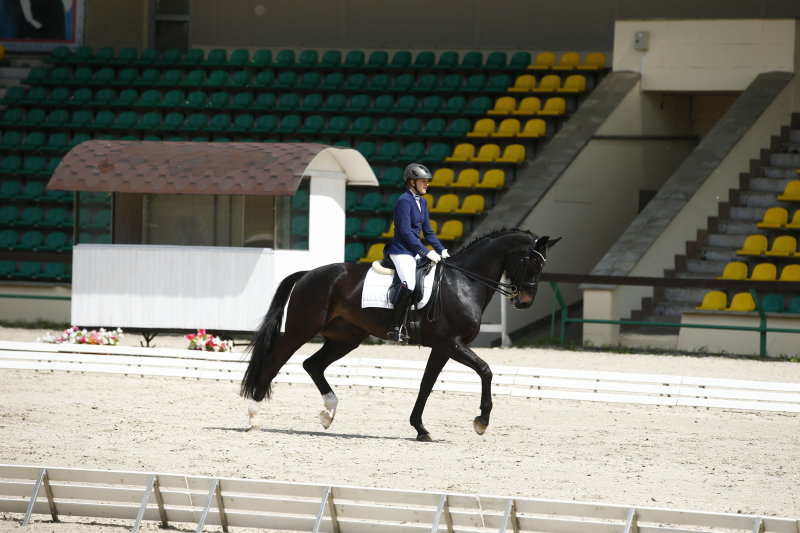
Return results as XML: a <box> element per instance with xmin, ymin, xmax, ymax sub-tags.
<box><xmin>206</xmin><ymin>426</ymin><xmax>429</xmax><ymax>442</ymax></box>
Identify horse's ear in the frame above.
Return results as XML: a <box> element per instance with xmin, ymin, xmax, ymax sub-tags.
<box><xmin>545</xmin><ymin>237</ymin><xmax>561</xmax><ymax>250</ymax></box>
<box><xmin>534</xmin><ymin>235</ymin><xmax>560</xmax><ymax>251</ymax></box>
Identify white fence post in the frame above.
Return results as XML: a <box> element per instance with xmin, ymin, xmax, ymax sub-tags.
<box><xmin>22</xmin><ymin>468</ymin><xmax>57</xmax><ymax>525</ymax></box>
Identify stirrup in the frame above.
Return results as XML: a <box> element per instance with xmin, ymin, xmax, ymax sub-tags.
<box><xmin>387</xmin><ymin>326</ymin><xmax>409</xmax><ymax>344</ymax></box>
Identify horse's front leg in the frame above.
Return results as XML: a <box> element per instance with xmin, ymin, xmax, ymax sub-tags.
<box><xmin>449</xmin><ymin>341</ymin><xmax>493</xmax><ymax>435</ymax></box>
<box><xmin>409</xmin><ymin>351</ymin><xmax>448</xmax><ymax>442</ymax></box>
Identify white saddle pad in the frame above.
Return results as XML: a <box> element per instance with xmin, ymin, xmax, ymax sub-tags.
<box><xmin>361</xmin><ymin>262</ymin><xmax>437</xmax><ymax>310</ymax></box>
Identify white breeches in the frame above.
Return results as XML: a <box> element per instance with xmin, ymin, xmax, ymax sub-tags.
<box><xmin>390</xmin><ymin>253</ymin><xmax>418</xmax><ymax>291</ymax></box>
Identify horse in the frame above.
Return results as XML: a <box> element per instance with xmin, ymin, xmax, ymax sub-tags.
<box><xmin>240</xmin><ymin>228</ymin><xmax>559</xmax><ymax>441</ymax></box>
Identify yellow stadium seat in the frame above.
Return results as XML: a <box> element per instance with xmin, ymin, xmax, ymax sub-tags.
<box><xmin>471</xmin><ymin>144</ymin><xmax>501</xmax><ymax>163</ymax></box>
<box><xmin>445</xmin><ymin>143</ymin><xmax>475</xmax><ymax>162</ymax></box>
<box><xmin>557</xmin><ymin>74</ymin><xmax>587</xmax><ymax>93</ymax></box>
<box><xmin>437</xmin><ymin>220</ymin><xmax>464</xmax><ymax>241</ymax></box>
<box><xmin>490</xmin><ymin>118</ymin><xmax>521</xmax><ymax>138</ymax></box>
<box><xmin>430</xmin><ymin>168</ymin><xmax>454</xmax><ymax>187</ymax></box>
<box><xmin>538</xmin><ymin>97</ymin><xmax>566</xmax><ymax>116</ymax></box>
<box><xmin>735</xmin><ymin>234</ymin><xmax>768</xmax><ymax>256</ymax></box>
<box><xmin>511</xmin><ymin>96</ymin><xmax>541</xmax><ymax>116</ymax></box>
<box><xmin>777</xmin><ymin>180</ymin><xmax>800</xmax><ymax>201</ymax></box>
<box><xmin>380</xmin><ymin>222</ymin><xmax>395</xmax><ymax>239</ymax></box>
<box><xmin>716</xmin><ymin>261</ymin><xmax>748</xmax><ymax>280</ymax></box>
<box><xmin>451</xmin><ymin>168</ymin><xmax>479</xmax><ymax>188</ymax></box>
<box><xmin>552</xmin><ymin>51</ymin><xmax>580</xmax><ymax>71</ymax></box>
<box><xmin>748</xmin><ymin>262</ymin><xmax>777</xmax><ymax>281</ymax></box>
<box><xmin>785</xmin><ymin>209</ymin><xmax>800</xmax><ymax>229</ymax></box>
<box><xmin>495</xmin><ymin>144</ymin><xmax>526</xmax><ymax>163</ymax></box>
<box><xmin>779</xmin><ymin>264</ymin><xmax>800</xmax><ymax>282</ymax></box>
<box><xmin>764</xmin><ymin>235</ymin><xmax>797</xmax><ymax>257</ymax></box>
<box><xmin>528</xmin><ymin>51</ymin><xmax>556</xmax><ymax>71</ymax></box>
<box><xmin>358</xmin><ymin>243</ymin><xmax>385</xmax><ymax>263</ymax></box>
<box><xmin>429</xmin><ymin>193</ymin><xmax>459</xmax><ymax>213</ymax></box>
<box><xmin>532</xmin><ymin>74</ymin><xmax>561</xmax><ymax>93</ymax></box>
<box><xmin>726</xmin><ymin>292</ymin><xmax>756</xmax><ymax>312</ymax></box>
<box><xmin>487</xmin><ymin>96</ymin><xmax>516</xmax><ymax>115</ymax></box>
<box><xmin>577</xmin><ymin>52</ymin><xmax>607</xmax><ymax>71</ymax></box>
<box><xmin>517</xmin><ymin>118</ymin><xmax>546</xmax><ymax>138</ymax></box>
<box><xmin>695</xmin><ymin>290</ymin><xmax>727</xmax><ymax>310</ymax></box>
<box><xmin>466</xmin><ymin>118</ymin><xmax>496</xmax><ymax>138</ymax></box>
<box><xmin>508</xmin><ymin>74</ymin><xmax>537</xmax><ymax>93</ymax></box>
<box><xmin>455</xmin><ymin>194</ymin><xmax>485</xmax><ymax>214</ymax></box>
<box><xmin>476</xmin><ymin>169</ymin><xmax>505</xmax><ymax>189</ymax></box>
<box><xmin>756</xmin><ymin>207</ymin><xmax>788</xmax><ymax>229</ymax></box>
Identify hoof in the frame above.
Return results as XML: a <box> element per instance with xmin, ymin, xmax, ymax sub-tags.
<box><xmin>319</xmin><ymin>409</ymin><xmax>335</xmax><ymax>429</ymax></box>
<box><xmin>245</xmin><ymin>424</ymin><xmax>260</xmax><ymax>432</ymax></box>
<box><xmin>473</xmin><ymin>416</ymin><xmax>488</xmax><ymax>435</ymax></box>
<box><xmin>416</xmin><ymin>433</ymin><xmax>433</xmax><ymax>442</ymax></box>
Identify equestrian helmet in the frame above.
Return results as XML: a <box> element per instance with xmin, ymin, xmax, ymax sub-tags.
<box><xmin>404</xmin><ymin>163</ymin><xmax>432</xmax><ymax>183</ymax></box>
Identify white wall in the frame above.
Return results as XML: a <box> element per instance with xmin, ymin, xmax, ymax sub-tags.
<box><xmin>614</xmin><ymin>19</ymin><xmax>796</xmax><ymax>91</ymax></box>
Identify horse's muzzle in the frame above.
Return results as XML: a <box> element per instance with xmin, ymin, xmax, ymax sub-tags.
<box><xmin>512</xmin><ymin>287</ymin><xmax>537</xmax><ymax>309</ymax></box>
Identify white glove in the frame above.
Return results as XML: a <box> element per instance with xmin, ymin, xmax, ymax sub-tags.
<box><xmin>441</xmin><ymin>249</ymin><xmax>450</xmax><ymax>259</ymax></box>
<box><xmin>426</xmin><ymin>250</ymin><xmax>441</xmax><ymax>263</ymax></box>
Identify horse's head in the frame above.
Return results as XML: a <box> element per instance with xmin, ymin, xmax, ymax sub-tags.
<box><xmin>507</xmin><ymin>234</ymin><xmax>560</xmax><ymax>309</ymax></box>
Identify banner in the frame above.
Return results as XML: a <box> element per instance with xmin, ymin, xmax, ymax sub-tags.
<box><xmin>0</xmin><ymin>0</ymin><xmax>83</xmax><ymax>50</ymax></box>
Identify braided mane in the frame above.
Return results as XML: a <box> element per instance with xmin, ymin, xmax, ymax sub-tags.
<box><xmin>455</xmin><ymin>227</ymin><xmax>533</xmax><ymax>256</ymax></box>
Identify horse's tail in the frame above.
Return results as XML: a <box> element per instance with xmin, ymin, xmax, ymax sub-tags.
<box><xmin>240</xmin><ymin>270</ymin><xmax>308</xmax><ymax>402</ymax></box>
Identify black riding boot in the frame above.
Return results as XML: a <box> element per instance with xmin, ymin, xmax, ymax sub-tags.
<box><xmin>387</xmin><ymin>286</ymin><xmax>414</xmax><ymax>344</ymax></box>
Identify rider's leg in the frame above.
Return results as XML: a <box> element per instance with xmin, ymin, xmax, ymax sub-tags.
<box><xmin>387</xmin><ymin>254</ymin><xmax>417</xmax><ymax>343</ymax></box>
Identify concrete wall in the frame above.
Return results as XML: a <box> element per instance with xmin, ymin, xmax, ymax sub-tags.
<box><xmin>679</xmin><ymin>311</ymin><xmax>800</xmax><ymax>357</ymax></box>
<box><xmin>84</xmin><ymin>0</ymin><xmax>149</xmax><ymax>49</ymax></box>
<box><xmin>0</xmin><ymin>286</ymin><xmax>71</xmax><ymax>324</ymax></box>
<box><xmin>614</xmin><ymin>19</ymin><xmax>796</xmax><ymax>91</ymax></box>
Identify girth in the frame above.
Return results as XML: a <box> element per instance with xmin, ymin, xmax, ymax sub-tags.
<box><xmin>383</xmin><ymin>256</ymin><xmax>433</xmax><ymax>306</ymax></box>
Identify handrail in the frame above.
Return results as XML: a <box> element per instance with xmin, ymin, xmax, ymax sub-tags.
<box><xmin>547</xmin><ymin>274</ymin><xmax>800</xmax><ymax>357</ymax></box>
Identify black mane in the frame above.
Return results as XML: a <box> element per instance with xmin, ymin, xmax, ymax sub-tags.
<box><xmin>455</xmin><ymin>227</ymin><xmax>534</xmax><ymax>256</ymax></box>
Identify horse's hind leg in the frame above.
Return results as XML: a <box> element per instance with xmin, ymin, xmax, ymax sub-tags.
<box><xmin>303</xmin><ymin>321</ymin><xmax>368</xmax><ymax>429</ymax></box>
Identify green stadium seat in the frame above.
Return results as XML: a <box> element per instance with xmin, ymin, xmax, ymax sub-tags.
<box><xmin>321</xmin><ymin>72</ymin><xmax>345</xmax><ymax>90</ymax></box>
<box><xmin>111</xmin><ymin>110</ymin><xmax>138</xmax><ymax>130</ymax></box>
<box><xmin>180</xmin><ymin>48</ymin><xmax>205</xmax><ymax>66</ymax></box>
<box><xmin>44</xmin><ymin>108</ymin><xmax>69</xmax><ymax>129</ymax></box>
<box><xmin>0</xmin><ymin>260</ymin><xmax>15</xmax><ymax>278</ymax></box>
<box><xmin>228</xmin><ymin>114</ymin><xmax>254</xmax><ymax>133</ymax></box>
<box><xmin>156</xmin><ymin>69</ymin><xmax>183</xmax><ymax>87</ymax></box>
<box><xmin>418</xmin><ymin>95</ymin><xmax>443</xmax><ymax>114</ymax></box>
<box><xmin>18</xmin><ymin>230</ymin><xmax>43</xmax><ymax>250</ymax></box>
<box><xmin>0</xmin><ymin>108</ymin><xmax>24</xmax><ymax>127</ymax></box>
<box><xmin>291</xmin><ymin>189</ymin><xmax>309</xmax><ymax>209</ymax></box>
<box><xmin>298</xmin><ymin>50</ymin><xmax>319</xmax><ymax>67</ymax></box>
<box><xmin>251</xmin><ymin>49</ymin><xmax>272</xmax><ymax>67</ymax></box>
<box><xmin>298</xmin><ymin>115</ymin><xmax>325</xmax><ymax>135</ymax></box>
<box><xmin>346</xmin><ymin>93</ymin><xmax>372</xmax><ymax>113</ymax></box>
<box><xmin>40</xmin><ymin>262</ymin><xmax>69</xmax><ymax>280</ymax></box>
<box><xmin>379</xmin><ymin>167</ymin><xmax>404</xmax><ymax>187</ymax></box>
<box><xmin>345</xmin><ymin>216</ymin><xmax>361</xmax><ymax>234</ymax></box>
<box><xmin>422</xmin><ymin>143</ymin><xmax>452</xmax><ymax>162</ymax></box>
<box><xmin>273</xmin><ymin>71</ymin><xmax>298</xmax><ymax>89</ymax></box>
<box><xmin>343</xmin><ymin>73</ymin><xmax>368</xmax><ymax>91</ymax></box>
<box><xmin>181</xmin><ymin>112</ymin><xmax>209</xmax><ymax>132</ymax></box>
<box><xmin>1</xmin><ymin>86</ymin><xmax>25</xmax><ymax>105</ymax></box>
<box><xmin>465</xmin><ymin>95</ymin><xmax>492</xmax><ymax>114</ymax></box>
<box><xmin>346</xmin><ymin>116</ymin><xmax>373</xmax><ymax>135</ymax></box>
<box><xmin>354</xmin><ymin>141</ymin><xmax>376</xmax><ymax>159</ymax></box>
<box><xmin>444</xmin><ymin>117</ymin><xmax>471</xmax><ymax>137</ymax></box>
<box><xmin>357</xmin><ymin>217</ymin><xmax>388</xmax><ymax>238</ymax></box>
<box><xmin>20</xmin><ymin>86</ymin><xmax>48</xmax><ymax>105</ymax></box>
<box><xmin>136</xmin><ymin>111</ymin><xmax>162</xmax><ymax>130</ymax></box>
<box><xmin>297</xmin><ymin>93</ymin><xmax>324</xmax><ymax>112</ymax></box>
<box><xmin>113</xmin><ymin>47</ymin><xmax>137</xmax><ymax>65</ymax></box>
<box><xmin>345</xmin><ymin>242</ymin><xmax>365</xmax><ymax>262</ymax></box>
<box><xmin>69</xmin><ymin>133</ymin><xmax>91</xmax><ymax>148</ymax></box>
<box><xmin>20</xmin><ymin>206</ymin><xmax>43</xmax><ymax>225</ymax></box>
<box><xmin>321</xmin><ymin>93</ymin><xmax>346</xmax><ymax>113</ymax></box>
<box><xmin>0</xmin><ymin>206</ymin><xmax>17</xmax><ymax>225</ymax></box>
<box><xmin>271</xmin><ymin>49</ymin><xmax>295</xmax><ymax>67</ymax></box>
<box><xmin>352</xmin><ymin>191</ymin><xmax>384</xmax><ymax>212</ymax></box>
<box><xmin>298</xmin><ymin>71</ymin><xmax>322</xmax><ymax>90</ymax></box>
<box><xmin>204</xmin><ymin>69</ymin><xmax>229</xmax><ymax>88</ymax></box>
<box><xmin>509</xmin><ymin>51</ymin><xmax>532</xmax><ymax>69</ymax></box>
<box><xmin>158</xmin><ymin>112</ymin><xmax>185</xmax><ymax>131</ymax></box>
<box><xmin>208</xmin><ymin>91</ymin><xmax>230</xmax><ymax>109</ymax></box>
<box><xmin>0</xmin><ymin>131</ymin><xmax>22</xmax><ymax>150</ymax></box>
<box><xmin>89</xmin><ymin>87</ymin><xmax>114</xmax><ymax>105</ymax></box>
<box><xmin>20</xmin><ymin>132</ymin><xmax>46</xmax><ymax>152</ymax></box>
<box><xmin>117</xmin><ymin>88</ymin><xmax>138</xmax><ymax>106</ymax></box>
<box><xmin>91</xmin><ymin>67</ymin><xmax>115</xmax><ymax>85</ymax></box>
<box><xmin>0</xmin><ymin>155</ymin><xmax>22</xmax><ymax>175</ymax></box>
<box><xmin>369</xmin><ymin>94</ymin><xmax>394</xmax><ymax>113</ymax></box>
<box><xmin>136</xmin><ymin>48</ymin><xmax>159</xmax><ymax>65</ymax></box>
<box><xmin>230</xmin><ymin>92</ymin><xmax>254</xmax><ymax>110</ymax></box>
<box><xmin>205</xmin><ymin>48</ymin><xmax>227</xmax><ymax>66</ymax></box>
<box><xmin>322</xmin><ymin>115</ymin><xmax>349</xmax><ymax>135</ymax></box>
<box><xmin>397</xmin><ymin>117</ymin><xmax>423</xmax><ymax>136</ymax></box>
<box><xmin>487</xmin><ymin>74</ymin><xmax>513</xmax><ymax>92</ymax></box>
<box><xmin>342</xmin><ymin>50</ymin><xmax>365</xmax><ymax>68</ymax></box>
<box><xmin>43</xmin><ymin>207</ymin><xmax>70</xmax><ymax>227</ymax></box>
<box><xmin>71</xmin><ymin>46</ymin><xmax>93</xmax><ymax>64</ymax></box>
<box><xmin>135</xmin><ymin>88</ymin><xmax>162</xmax><ymax>107</ymax></box>
<box><xmin>461</xmin><ymin>73</ymin><xmax>487</xmax><ymax>92</ymax></box>
<box><xmin>388</xmin><ymin>50</ymin><xmax>412</xmax><ymax>69</ymax></box>
<box><xmin>459</xmin><ymin>51</ymin><xmax>484</xmax><ymax>69</ymax></box>
<box><xmin>227</xmin><ymin>49</ymin><xmax>250</xmax><ymax>67</ymax></box>
<box><xmin>390</xmin><ymin>73</ymin><xmax>415</xmax><ymax>92</ymax></box>
<box><xmin>90</xmin><ymin>46</ymin><xmax>115</xmax><ymax>64</ymax></box>
<box><xmin>394</xmin><ymin>94</ymin><xmax>418</xmax><ymax>113</ymax></box>
<box><xmin>437</xmin><ymin>73</ymin><xmax>464</xmax><ymax>92</ymax></box>
<box><xmin>47</xmin><ymin>45</ymin><xmax>72</xmax><ymax>64</ymax></box>
<box><xmin>251</xmin><ymin>114</ymin><xmax>278</xmax><ymax>134</ymax></box>
<box><xmin>274</xmin><ymin>93</ymin><xmax>301</xmax><ymax>112</ymax></box>
<box><xmin>41</xmin><ymin>231</ymin><xmax>70</xmax><ymax>252</ymax></box>
<box><xmin>380</xmin><ymin>192</ymin><xmax>403</xmax><ymax>213</ymax></box>
<box><xmin>373</xmin><ymin>141</ymin><xmax>401</xmax><ymax>161</ymax></box>
<box><xmin>374</xmin><ymin>117</ymin><xmax>398</xmax><ymax>136</ymax></box>
<box><xmin>182</xmin><ymin>90</ymin><xmax>208</xmax><ymax>108</ymax></box>
<box><xmin>413</xmin><ymin>51</ymin><xmax>435</xmax><ymax>69</ymax></box>
<box><xmin>415</xmin><ymin>73</ymin><xmax>438</xmax><ymax>91</ymax></box>
<box><xmin>366</xmin><ymin>50</ymin><xmax>389</xmax><ymax>69</ymax></box>
<box><xmin>20</xmin><ymin>108</ymin><xmax>46</xmax><ymax>127</ymax></box>
<box><xmin>483</xmin><ymin>51</ymin><xmax>507</xmax><ymax>69</ymax></box>
<box><xmin>291</xmin><ymin>215</ymin><xmax>309</xmax><ymax>236</ymax></box>
<box><xmin>24</xmin><ymin>66</ymin><xmax>49</xmax><ymax>84</ymax></box>
<box><xmin>320</xmin><ymin>50</ymin><xmax>342</xmax><ymax>68</ymax></box>
<box><xmin>16</xmin><ymin>261</ymin><xmax>40</xmax><ymax>279</ymax></box>
<box><xmin>435</xmin><ymin>51</ymin><xmax>459</xmax><ymax>69</ymax></box>
<box><xmin>68</xmin><ymin>66</ymin><xmax>93</xmax><ymax>85</ymax></box>
<box><xmin>181</xmin><ymin>69</ymin><xmax>206</xmax><ymax>87</ymax></box>
<box><xmin>207</xmin><ymin>113</ymin><xmax>231</xmax><ymax>132</ymax></box>
<box><xmin>251</xmin><ymin>92</ymin><xmax>276</xmax><ymax>111</ymax></box>
<box><xmin>398</xmin><ymin>142</ymin><xmax>426</xmax><ymax>161</ymax></box>
<box><xmin>160</xmin><ymin>89</ymin><xmax>185</xmax><ymax>108</ymax></box>
<box><xmin>274</xmin><ymin>114</ymin><xmax>302</xmax><ymax>134</ymax></box>
<box><xmin>0</xmin><ymin>229</ymin><xmax>18</xmax><ymax>249</ymax></box>
<box><xmin>18</xmin><ymin>157</ymin><xmax>46</xmax><ymax>177</ymax></box>
<box><xmin>46</xmin><ymin>86</ymin><xmax>71</xmax><ymax>106</ymax></box>
<box><xmin>421</xmin><ymin>117</ymin><xmax>447</xmax><ymax>137</ymax></box>
<box><xmin>43</xmin><ymin>132</ymin><xmax>70</xmax><ymax>152</ymax></box>
<box><xmin>229</xmin><ymin>70</ymin><xmax>251</xmax><ymax>88</ymax></box>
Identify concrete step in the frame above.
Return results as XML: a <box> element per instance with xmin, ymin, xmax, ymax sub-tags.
<box><xmin>728</xmin><ymin>205</ymin><xmax>766</xmax><ymax>221</ymax></box>
<box><xmin>749</xmin><ymin>176</ymin><xmax>794</xmax><ymax>193</ymax></box>
<box><xmin>737</xmin><ymin>190</ymin><xmax>781</xmax><ymax>208</ymax></box>
<box><xmin>761</xmin><ymin>165</ymin><xmax>798</xmax><ymax>179</ymax></box>
<box><xmin>684</xmin><ymin>258</ymin><xmax>727</xmax><ymax>275</ymax></box>
<box><xmin>716</xmin><ymin>219</ymin><xmax>760</xmax><ymax>234</ymax></box>
<box><xmin>789</xmin><ymin>130</ymin><xmax>800</xmax><ymax>143</ymax></box>
<box><xmin>707</xmin><ymin>233</ymin><xmax>756</xmax><ymax>248</ymax></box>
<box><xmin>770</xmin><ymin>153</ymin><xmax>800</xmax><ymax>167</ymax></box>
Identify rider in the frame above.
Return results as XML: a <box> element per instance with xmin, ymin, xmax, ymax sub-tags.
<box><xmin>384</xmin><ymin>163</ymin><xmax>449</xmax><ymax>343</ymax></box>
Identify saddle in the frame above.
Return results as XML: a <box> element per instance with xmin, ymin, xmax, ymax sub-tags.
<box><xmin>378</xmin><ymin>255</ymin><xmax>433</xmax><ymax>307</ymax></box>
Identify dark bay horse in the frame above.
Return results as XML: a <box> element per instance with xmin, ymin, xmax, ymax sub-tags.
<box><xmin>240</xmin><ymin>228</ymin><xmax>559</xmax><ymax>441</ymax></box>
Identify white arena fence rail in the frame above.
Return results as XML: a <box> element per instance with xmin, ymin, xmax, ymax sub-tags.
<box><xmin>1</xmin><ymin>464</ymin><xmax>797</xmax><ymax>533</ymax></box>
<box><xmin>1</xmin><ymin>341</ymin><xmax>800</xmax><ymax>413</ymax></box>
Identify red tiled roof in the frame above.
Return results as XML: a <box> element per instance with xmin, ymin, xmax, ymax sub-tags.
<box><xmin>48</xmin><ymin>140</ymin><xmax>341</xmax><ymax>195</ymax></box>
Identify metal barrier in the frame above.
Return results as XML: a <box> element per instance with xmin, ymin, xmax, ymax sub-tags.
<box><xmin>543</xmin><ymin>273</ymin><xmax>800</xmax><ymax>357</ymax></box>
